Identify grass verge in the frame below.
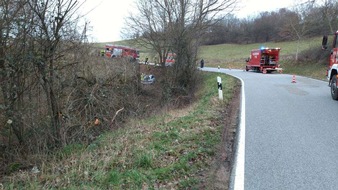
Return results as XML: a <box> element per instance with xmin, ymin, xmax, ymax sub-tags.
<box><xmin>2</xmin><ymin>71</ymin><xmax>240</xmax><ymax>190</ymax></box>
<box><xmin>282</xmin><ymin>61</ymin><xmax>327</xmax><ymax>81</ymax></box>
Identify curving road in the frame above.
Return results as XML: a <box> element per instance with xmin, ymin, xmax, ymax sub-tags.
<box><xmin>202</xmin><ymin>67</ymin><xmax>338</xmax><ymax>190</ymax></box>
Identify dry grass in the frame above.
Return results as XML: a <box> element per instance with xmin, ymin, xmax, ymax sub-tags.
<box><xmin>1</xmin><ymin>72</ymin><xmax>239</xmax><ymax>189</ymax></box>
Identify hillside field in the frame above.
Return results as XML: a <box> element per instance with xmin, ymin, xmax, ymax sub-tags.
<box><xmin>107</xmin><ymin>36</ymin><xmax>328</xmax><ymax>80</ymax></box>
<box><xmin>197</xmin><ymin>37</ymin><xmax>328</xmax><ymax>80</ymax></box>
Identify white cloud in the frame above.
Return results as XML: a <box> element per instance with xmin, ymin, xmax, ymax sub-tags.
<box><xmin>235</xmin><ymin>0</ymin><xmax>296</xmax><ymax>18</ymax></box>
<box><xmin>81</xmin><ymin>0</ymin><xmax>134</xmax><ymax>42</ymax></box>
<box><xmin>81</xmin><ymin>0</ymin><xmax>296</xmax><ymax>42</ymax></box>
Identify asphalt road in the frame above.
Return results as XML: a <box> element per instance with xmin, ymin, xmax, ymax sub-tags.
<box><xmin>202</xmin><ymin>67</ymin><xmax>338</xmax><ymax>190</ymax></box>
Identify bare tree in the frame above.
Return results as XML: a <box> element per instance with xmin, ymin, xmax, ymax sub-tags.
<box><xmin>0</xmin><ymin>0</ymin><xmax>31</xmax><ymax>148</ymax></box>
<box><xmin>279</xmin><ymin>1</ymin><xmax>316</xmax><ymax>61</ymax></box>
<box><xmin>318</xmin><ymin>0</ymin><xmax>338</xmax><ymax>35</ymax></box>
<box><xmin>0</xmin><ymin>0</ymin><xmax>87</xmax><ymax>155</ymax></box>
<box><xmin>26</xmin><ymin>0</ymin><xmax>83</xmax><ymax>145</ymax></box>
<box><xmin>124</xmin><ymin>0</ymin><xmax>237</xmax><ymax>100</ymax></box>
<box><xmin>204</xmin><ymin>14</ymin><xmax>242</xmax><ymax>44</ymax></box>
<box><xmin>125</xmin><ymin>0</ymin><xmax>236</xmax><ymax>63</ymax></box>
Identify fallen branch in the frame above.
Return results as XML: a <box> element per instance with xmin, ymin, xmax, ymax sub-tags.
<box><xmin>109</xmin><ymin>107</ymin><xmax>124</xmax><ymax>128</ymax></box>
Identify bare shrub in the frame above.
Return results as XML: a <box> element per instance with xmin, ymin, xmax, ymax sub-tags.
<box><xmin>0</xmin><ymin>49</ymin><xmax>143</xmax><ymax>176</ymax></box>
<box><xmin>297</xmin><ymin>46</ymin><xmax>331</xmax><ymax>64</ymax></box>
<box><xmin>59</xmin><ymin>56</ymin><xmax>141</xmax><ymax>145</ymax></box>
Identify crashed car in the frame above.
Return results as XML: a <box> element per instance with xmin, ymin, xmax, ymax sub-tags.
<box><xmin>141</xmin><ymin>74</ymin><xmax>155</xmax><ymax>84</ymax></box>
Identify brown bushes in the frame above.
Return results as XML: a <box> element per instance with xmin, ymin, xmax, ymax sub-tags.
<box><xmin>0</xmin><ymin>54</ymin><xmax>143</xmax><ymax>176</ymax></box>
<box><xmin>0</xmin><ymin>44</ymin><xmax>201</xmax><ymax>178</ymax></box>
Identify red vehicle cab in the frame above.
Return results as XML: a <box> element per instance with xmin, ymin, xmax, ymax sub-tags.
<box><xmin>245</xmin><ymin>47</ymin><xmax>282</xmax><ymax>73</ymax></box>
<box><xmin>322</xmin><ymin>31</ymin><xmax>338</xmax><ymax>99</ymax></box>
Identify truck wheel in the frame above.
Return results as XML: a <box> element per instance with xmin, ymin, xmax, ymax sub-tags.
<box><xmin>330</xmin><ymin>75</ymin><xmax>338</xmax><ymax>100</ymax></box>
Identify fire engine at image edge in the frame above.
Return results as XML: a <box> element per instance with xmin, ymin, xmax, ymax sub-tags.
<box><xmin>245</xmin><ymin>47</ymin><xmax>283</xmax><ymax>74</ymax></box>
<box><xmin>101</xmin><ymin>44</ymin><xmax>140</xmax><ymax>61</ymax></box>
<box><xmin>322</xmin><ymin>31</ymin><xmax>338</xmax><ymax>100</ymax></box>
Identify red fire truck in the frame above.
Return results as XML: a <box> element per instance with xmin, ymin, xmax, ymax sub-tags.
<box><xmin>322</xmin><ymin>31</ymin><xmax>338</xmax><ymax>100</ymax></box>
<box><xmin>245</xmin><ymin>47</ymin><xmax>282</xmax><ymax>73</ymax></box>
<box><xmin>104</xmin><ymin>44</ymin><xmax>139</xmax><ymax>60</ymax></box>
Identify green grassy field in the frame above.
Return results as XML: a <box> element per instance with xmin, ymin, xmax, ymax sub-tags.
<box><xmin>106</xmin><ymin>37</ymin><xmax>328</xmax><ymax>80</ymax></box>
<box><xmin>198</xmin><ymin>37</ymin><xmax>325</xmax><ymax>73</ymax></box>
<box><xmin>199</xmin><ymin>37</ymin><xmax>320</xmax><ymax>61</ymax></box>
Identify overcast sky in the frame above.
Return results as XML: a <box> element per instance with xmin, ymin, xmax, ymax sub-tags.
<box><xmin>81</xmin><ymin>0</ymin><xmax>296</xmax><ymax>43</ymax></box>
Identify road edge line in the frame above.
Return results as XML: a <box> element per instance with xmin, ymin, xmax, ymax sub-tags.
<box><xmin>200</xmin><ymin>68</ymin><xmax>246</xmax><ymax>189</ymax></box>
<box><xmin>229</xmin><ymin>76</ymin><xmax>245</xmax><ymax>190</ymax></box>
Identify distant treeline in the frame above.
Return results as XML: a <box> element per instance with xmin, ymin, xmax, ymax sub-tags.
<box><xmin>203</xmin><ymin>2</ymin><xmax>338</xmax><ymax>45</ymax></box>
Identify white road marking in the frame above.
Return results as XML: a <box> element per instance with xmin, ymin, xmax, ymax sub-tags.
<box><xmin>202</xmin><ymin>68</ymin><xmax>246</xmax><ymax>189</ymax></box>
<box><xmin>226</xmin><ymin>74</ymin><xmax>245</xmax><ymax>190</ymax></box>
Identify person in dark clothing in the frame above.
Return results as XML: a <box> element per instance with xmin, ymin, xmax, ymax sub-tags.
<box><xmin>200</xmin><ymin>59</ymin><xmax>204</xmax><ymax>68</ymax></box>
<box><xmin>145</xmin><ymin>57</ymin><xmax>148</xmax><ymax>65</ymax></box>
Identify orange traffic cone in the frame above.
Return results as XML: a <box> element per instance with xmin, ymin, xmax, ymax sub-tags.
<box><xmin>292</xmin><ymin>75</ymin><xmax>296</xmax><ymax>83</ymax></box>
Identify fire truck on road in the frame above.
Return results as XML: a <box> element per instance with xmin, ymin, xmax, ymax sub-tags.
<box><xmin>245</xmin><ymin>47</ymin><xmax>282</xmax><ymax>73</ymax></box>
<box><xmin>322</xmin><ymin>31</ymin><xmax>338</xmax><ymax>100</ymax></box>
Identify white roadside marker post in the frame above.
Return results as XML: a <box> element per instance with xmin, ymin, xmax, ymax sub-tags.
<box><xmin>217</xmin><ymin>76</ymin><xmax>223</xmax><ymax>100</ymax></box>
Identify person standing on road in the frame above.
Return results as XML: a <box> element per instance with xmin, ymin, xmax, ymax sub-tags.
<box><xmin>145</xmin><ymin>57</ymin><xmax>148</xmax><ymax>65</ymax></box>
<box><xmin>200</xmin><ymin>59</ymin><xmax>204</xmax><ymax>68</ymax></box>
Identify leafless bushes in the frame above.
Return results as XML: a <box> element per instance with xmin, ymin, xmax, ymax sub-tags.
<box><xmin>0</xmin><ymin>0</ymin><xmax>144</xmax><ymax>176</ymax></box>
<box><xmin>59</xmin><ymin>57</ymin><xmax>141</xmax><ymax>145</ymax></box>
<box><xmin>0</xmin><ymin>49</ymin><xmax>143</xmax><ymax>175</ymax></box>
